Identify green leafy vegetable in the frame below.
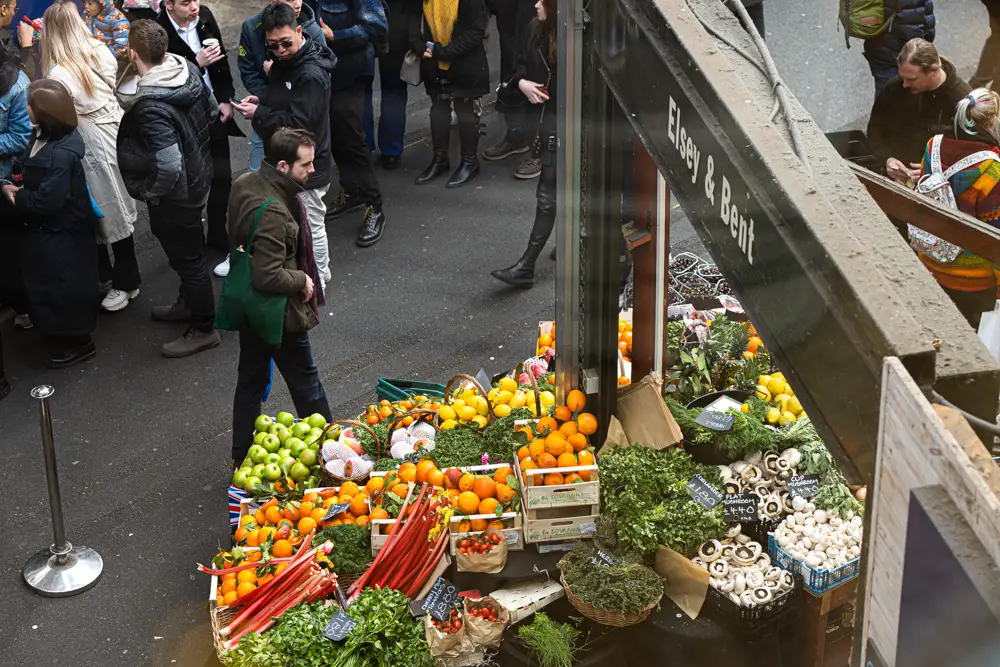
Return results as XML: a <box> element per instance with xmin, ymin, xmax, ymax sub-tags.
<box><xmin>312</xmin><ymin>524</ymin><xmax>372</xmax><ymax>577</ymax></box>
<box><xmin>356</xmin><ymin>422</ymin><xmax>389</xmax><ymax>458</ymax></box>
<box><xmin>427</xmin><ymin>423</ymin><xmax>485</xmax><ymax>468</ymax></box>
<box><xmin>559</xmin><ymin>546</ymin><xmax>664</xmax><ymax>613</ymax></box>
<box><xmin>332</xmin><ymin>586</ymin><xmax>434</xmax><ymax>667</ymax></box>
<box><xmin>482</xmin><ymin>409</ymin><xmax>532</xmax><ymax>462</ymax></box>
<box><xmin>219</xmin><ymin>601</ymin><xmax>341</xmax><ymax>667</ymax></box>
<box><xmin>516</xmin><ymin>612</ymin><xmax>582</xmax><ymax>667</ymax></box>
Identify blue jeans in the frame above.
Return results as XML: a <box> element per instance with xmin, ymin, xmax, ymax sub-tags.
<box><xmin>249</xmin><ymin>130</ymin><xmax>265</xmax><ymax>172</ymax></box>
<box><xmin>363</xmin><ymin>55</ymin><xmax>409</xmax><ymax>156</ymax></box>
<box><xmin>232</xmin><ymin>330</ymin><xmax>331</xmax><ymax>461</ymax></box>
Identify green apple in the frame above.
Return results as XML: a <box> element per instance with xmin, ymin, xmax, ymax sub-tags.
<box><xmin>305</xmin><ymin>475</ymin><xmax>320</xmax><ymax>489</ymax></box>
<box><xmin>276</xmin><ymin>411</ymin><xmax>295</xmax><ymax>428</ymax></box>
<box><xmin>325</xmin><ymin>425</ymin><xmax>343</xmax><ymax>441</ymax></box>
<box><xmin>291</xmin><ymin>422</ymin><xmax>312</xmax><ymax>439</ymax></box>
<box><xmin>278</xmin><ymin>448</ymin><xmax>291</xmax><ymax>459</ymax></box>
<box><xmin>241</xmin><ymin>458</ymin><xmax>253</xmax><ymax>470</ymax></box>
<box><xmin>307</xmin><ymin>441</ymin><xmax>320</xmax><ymax>451</ymax></box>
<box><xmin>276</xmin><ymin>428</ymin><xmax>292</xmax><ymax>444</ymax></box>
<box><xmin>245</xmin><ymin>476</ymin><xmax>263</xmax><ymax>490</ymax></box>
<box><xmin>306</xmin><ymin>413</ymin><xmax>328</xmax><ymax>430</ymax></box>
<box><xmin>253</xmin><ymin>431</ymin><xmax>269</xmax><ymax>446</ymax></box>
<box><xmin>281</xmin><ymin>456</ymin><xmax>297</xmax><ymax>473</ymax></box>
<box><xmin>266</xmin><ymin>453</ymin><xmax>283</xmax><ymax>466</ymax></box>
<box><xmin>288</xmin><ymin>438</ymin><xmax>306</xmax><ymax>457</ymax></box>
<box><xmin>290</xmin><ymin>461</ymin><xmax>310</xmax><ymax>482</ymax></box>
<box><xmin>249</xmin><ymin>444</ymin><xmax>269</xmax><ymax>464</ymax></box>
<box><xmin>232</xmin><ymin>468</ymin><xmax>250</xmax><ymax>488</ymax></box>
<box><xmin>255</xmin><ymin>414</ymin><xmax>274</xmax><ymax>433</ymax></box>
<box><xmin>261</xmin><ymin>433</ymin><xmax>281</xmax><ymax>454</ymax></box>
<box><xmin>251</xmin><ymin>463</ymin><xmax>267</xmax><ymax>479</ymax></box>
<box><xmin>263</xmin><ymin>463</ymin><xmax>283</xmax><ymax>481</ymax></box>
<box><xmin>298</xmin><ymin>448</ymin><xmax>318</xmax><ymax>467</ymax></box>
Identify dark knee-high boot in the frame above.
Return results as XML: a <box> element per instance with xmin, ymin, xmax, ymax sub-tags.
<box><xmin>491</xmin><ymin>164</ymin><xmax>556</xmax><ymax>287</ymax></box>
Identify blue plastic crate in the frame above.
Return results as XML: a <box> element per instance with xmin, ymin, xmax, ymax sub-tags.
<box><xmin>768</xmin><ymin>536</ymin><xmax>860</xmax><ymax>595</ymax></box>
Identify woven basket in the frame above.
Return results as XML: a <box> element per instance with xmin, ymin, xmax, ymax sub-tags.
<box><xmin>320</xmin><ymin>419</ymin><xmax>382</xmax><ymax>484</ymax></box>
<box><xmin>433</xmin><ymin>374</ymin><xmax>497</xmax><ymax>429</ymax></box>
<box><xmin>210</xmin><ymin>604</ymin><xmax>238</xmax><ymax>659</ymax></box>
<box><xmin>558</xmin><ymin>572</ymin><xmax>657</xmax><ymax>628</ymax></box>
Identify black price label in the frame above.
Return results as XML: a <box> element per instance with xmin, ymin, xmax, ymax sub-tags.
<box><xmin>685</xmin><ymin>474</ymin><xmax>723</xmax><ymax>510</ymax></box>
<box><xmin>408</xmin><ymin>599</ymin><xmax>427</xmax><ymax>619</ymax></box>
<box><xmin>695</xmin><ymin>410</ymin><xmax>736</xmax><ymax>431</ymax></box>
<box><xmin>722</xmin><ymin>493</ymin><xmax>759</xmax><ymax>523</ymax></box>
<box><xmin>323</xmin><ymin>502</ymin><xmax>352</xmax><ymax>521</ymax></box>
<box><xmin>420</xmin><ymin>576</ymin><xmax>459</xmax><ymax>622</ymax></box>
<box><xmin>590</xmin><ymin>548</ymin><xmax>617</xmax><ymax>567</ymax></box>
<box><xmin>324</xmin><ymin>610</ymin><xmax>356</xmax><ymax>642</ymax></box>
<box><xmin>787</xmin><ymin>474</ymin><xmax>820</xmax><ymax>499</ymax></box>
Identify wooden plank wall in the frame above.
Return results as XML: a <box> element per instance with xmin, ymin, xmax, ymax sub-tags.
<box><xmin>859</xmin><ymin>358</ymin><xmax>1000</xmax><ymax>667</ymax></box>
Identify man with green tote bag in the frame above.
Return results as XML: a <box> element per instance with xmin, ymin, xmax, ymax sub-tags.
<box><xmin>219</xmin><ymin>128</ymin><xmax>332</xmax><ymax>464</ymax></box>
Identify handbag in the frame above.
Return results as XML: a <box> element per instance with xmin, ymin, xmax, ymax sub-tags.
<box><xmin>400</xmin><ymin>16</ymin><xmax>424</xmax><ymax>86</ymax></box>
<box><xmin>215</xmin><ymin>198</ymin><xmax>288</xmax><ymax>346</ymax></box>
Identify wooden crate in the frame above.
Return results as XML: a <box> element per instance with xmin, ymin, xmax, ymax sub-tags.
<box><xmin>448</xmin><ymin>512</ymin><xmax>524</xmax><ymax>555</ymax></box>
<box><xmin>516</xmin><ymin>461</ymin><xmax>600</xmax><ymax>511</ymax></box>
<box><xmin>521</xmin><ymin>504</ymin><xmax>600</xmax><ymax>544</ymax></box>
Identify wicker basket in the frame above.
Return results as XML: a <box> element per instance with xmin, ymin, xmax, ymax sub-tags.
<box><xmin>432</xmin><ymin>374</ymin><xmax>497</xmax><ymax>429</ymax></box>
<box><xmin>210</xmin><ymin>604</ymin><xmax>238</xmax><ymax>659</ymax></box>
<box><xmin>558</xmin><ymin>572</ymin><xmax>657</xmax><ymax>628</ymax></box>
<box><xmin>320</xmin><ymin>419</ymin><xmax>382</xmax><ymax>484</ymax></box>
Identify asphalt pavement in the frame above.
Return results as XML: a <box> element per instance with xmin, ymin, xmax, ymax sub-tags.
<box><xmin>0</xmin><ymin>1</ymin><xmax>993</xmax><ymax>665</ymax></box>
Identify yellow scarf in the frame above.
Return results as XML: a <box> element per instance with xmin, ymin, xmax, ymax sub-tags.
<box><xmin>424</xmin><ymin>0</ymin><xmax>460</xmax><ymax>70</ymax></box>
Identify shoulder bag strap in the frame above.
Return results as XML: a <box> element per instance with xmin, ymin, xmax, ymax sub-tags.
<box><xmin>247</xmin><ymin>197</ymin><xmax>276</xmax><ymax>250</ymax></box>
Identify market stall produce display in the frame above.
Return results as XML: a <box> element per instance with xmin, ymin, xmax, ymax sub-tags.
<box><xmin>231</xmin><ymin>412</ymin><xmax>332</xmax><ymax>495</ymax></box>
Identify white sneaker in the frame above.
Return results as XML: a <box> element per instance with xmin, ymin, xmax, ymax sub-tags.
<box><xmin>321</xmin><ymin>268</ymin><xmax>332</xmax><ymax>284</ymax></box>
<box><xmin>101</xmin><ymin>288</ymin><xmax>140</xmax><ymax>312</ymax></box>
<box><xmin>13</xmin><ymin>314</ymin><xmax>32</xmax><ymax>330</ymax></box>
<box><xmin>214</xmin><ymin>255</ymin><xmax>231</xmax><ymax>277</ymax></box>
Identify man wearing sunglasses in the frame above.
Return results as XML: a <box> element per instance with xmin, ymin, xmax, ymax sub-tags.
<box><xmin>233</xmin><ymin>2</ymin><xmax>336</xmax><ymax>286</ymax></box>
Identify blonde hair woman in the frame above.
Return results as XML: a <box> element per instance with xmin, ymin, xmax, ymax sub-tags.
<box><xmin>42</xmin><ymin>1</ymin><xmax>140</xmax><ymax>313</ymax></box>
<box><xmin>955</xmin><ymin>87</ymin><xmax>1000</xmax><ymax>145</ymax></box>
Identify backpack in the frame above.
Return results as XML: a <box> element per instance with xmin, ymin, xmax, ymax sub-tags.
<box><xmin>839</xmin><ymin>0</ymin><xmax>895</xmax><ymax>47</ymax></box>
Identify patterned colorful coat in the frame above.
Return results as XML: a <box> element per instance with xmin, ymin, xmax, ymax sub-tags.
<box><xmin>85</xmin><ymin>0</ymin><xmax>130</xmax><ymax>60</ymax></box>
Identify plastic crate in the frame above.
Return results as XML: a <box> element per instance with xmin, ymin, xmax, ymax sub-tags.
<box><xmin>375</xmin><ymin>378</ymin><xmax>446</xmax><ymax>403</ymax></box>
<box><xmin>702</xmin><ymin>582</ymin><xmax>799</xmax><ymax>639</ymax></box>
<box><xmin>768</xmin><ymin>536</ymin><xmax>861</xmax><ymax>595</ymax></box>
<box><xmin>743</xmin><ymin>517</ymin><xmax>780</xmax><ymax>546</ymax></box>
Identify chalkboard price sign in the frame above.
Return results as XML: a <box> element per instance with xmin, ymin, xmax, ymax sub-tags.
<box><xmin>323</xmin><ymin>502</ymin><xmax>352</xmax><ymax>521</ymax></box>
<box><xmin>722</xmin><ymin>493</ymin><xmax>759</xmax><ymax>523</ymax></box>
<box><xmin>590</xmin><ymin>548</ymin><xmax>617</xmax><ymax>567</ymax></box>
<box><xmin>685</xmin><ymin>474</ymin><xmax>723</xmax><ymax>510</ymax></box>
<box><xmin>695</xmin><ymin>410</ymin><xmax>736</xmax><ymax>431</ymax></box>
<box><xmin>787</xmin><ymin>474</ymin><xmax>821</xmax><ymax>499</ymax></box>
<box><xmin>324</xmin><ymin>610</ymin><xmax>356</xmax><ymax>642</ymax></box>
<box><xmin>420</xmin><ymin>576</ymin><xmax>459</xmax><ymax>622</ymax></box>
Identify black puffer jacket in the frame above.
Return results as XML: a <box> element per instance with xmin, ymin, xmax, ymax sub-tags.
<box><xmin>408</xmin><ymin>0</ymin><xmax>489</xmax><ymax>98</ymax></box>
<box><xmin>863</xmin><ymin>0</ymin><xmax>936</xmax><ymax>66</ymax></box>
<box><xmin>116</xmin><ymin>54</ymin><xmax>216</xmax><ymax>209</ymax></box>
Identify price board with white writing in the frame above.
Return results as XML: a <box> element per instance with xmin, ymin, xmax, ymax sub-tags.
<box><xmin>787</xmin><ymin>474</ymin><xmax>821</xmax><ymax>499</ymax></box>
<box><xmin>323</xmin><ymin>502</ymin><xmax>352</xmax><ymax>521</ymax></box>
<box><xmin>324</xmin><ymin>610</ymin><xmax>356</xmax><ymax>642</ymax></box>
<box><xmin>685</xmin><ymin>474</ymin><xmax>723</xmax><ymax>510</ymax></box>
<box><xmin>722</xmin><ymin>493</ymin><xmax>759</xmax><ymax>523</ymax></box>
<box><xmin>420</xmin><ymin>576</ymin><xmax>459</xmax><ymax>622</ymax></box>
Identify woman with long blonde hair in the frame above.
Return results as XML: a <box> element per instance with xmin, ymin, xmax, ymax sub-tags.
<box><xmin>42</xmin><ymin>1</ymin><xmax>140</xmax><ymax>313</ymax></box>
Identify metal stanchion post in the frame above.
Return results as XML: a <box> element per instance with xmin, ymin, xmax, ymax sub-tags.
<box><xmin>23</xmin><ymin>385</ymin><xmax>103</xmax><ymax>597</ymax></box>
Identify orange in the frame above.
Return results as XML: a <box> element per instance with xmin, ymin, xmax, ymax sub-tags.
<box><xmin>536</xmin><ymin>453</ymin><xmax>557</xmax><ymax>470</ymax></box>
<box><xmin>568</xmin><ymin>433</ymin><xmax>589</xmax><ymax>452</ymax></box>
<box><xmin>221</xmin><ymin>579</ymin><xmax>238</xmax><ymax>595</ymax></box>
<box><xmin>337</xmin><ymin>493</ymin><xmax>354</xmax><ymax>505</ymax></box>
<box><xmin>567</xmin><ymin>389</ymin><xmax>587</xmax><ymax>413</ymax></box>
<box><xmin>559</xmin><ymin>421</ymin><xmax>578</xmax><ymax>437</ymax></box>
<box><xmin>298</xmin><ymin>501</ymin><xmax>315</xmax><ymax>518</ymax></box>
<box><xmin>554</xmin><ymin>406</ymin><xmax>573</xmax><ymax>423</ymax></box>
<box><xmin>397</xmin><ymin>461</ymin><xmax>416</xmax><ymax>475</ymax></box>
<box><xmin>222</xmin><ymin>590</ymin><xmax>239</xmax><ymax>606</ymax></box>
<box><xmin>274</xmin><ymin>563</ymin><xmax>289</xmax><ymax>576</ymax></box>
<box><xmin>370</xmin><ymin>507</ymin><xmax>389</xmax><ymax>521</ymax></box>
<box><xmin>472</xmin><ymin>476</ymin><xmax>496</xmax><ymax>500</ymax></box>
<box><xmin>297</xmin><ymin>517</ymin><xmax>318</xmax><ymax>534</ymax></box>
<box><xmin>354</xmin><ymin>515</ymin><xmax>370</xmax><ymax>528</ymax></box>
<box><xmin>272</xmin><ymin>539</ymin><xmax>294</xmax><ymax>558</ymax></box>
<box><xmin>350</xmin><ymin>495</ymin><xmax>369</xmax><ymax>517</ymax></box>
<box><xmin>517</xmin><ymin>426</ymin><xmax>535</xmax><ymax>442</ymax></box>
<box><xmin>496</xmin><ymin>483</ymin><xmax>515</xmax><ymax>504</ymax></box>
<box><xmin>487</xmin><ymin>521</ymin><xmax>506</xmax><ymax>532</ymax></box>
<box><xmin>330</xmin><ymin>519</ymin><xmax>344</xmax><ymax>526</ymax></box>
<box><xmin>339</xmin><ymin>481</ymin><xmax>360</xmax><ymax>496</ymax></box>
<box><xmin>415</xmin><ymin>460</ymin><xmax>437</xmax><ymax>484</ymax></box>
<box><xmin>234</xmin><ymin>526</ymin><xmax>249</xmax><ymax>543</ymax></box>
<box><xmin>283</xmin><ymin>505</ymin><xmax>300</xmax><ymax>522</ymax></box>
<box><xmin>517</xmin><ymin>446</ymin><xmax>530</xmax><ymax>461</ymax></box>
<box><xmin>398</xmin><ymin>466</ymin><xmax>416</xmax><ymax>484</ymax></box>
<box><xmin>254</xmin><ymin>509</ymin><xmax>267</xmax><ymax>525</ymax></box>
<box><xmin>544</xmin><ymin>472</ymin><xmax>565</xmax><ymax>486</ymax></box>
<box><xmin>545</xmin><ymin>434</ymin><xmax>567</xmax><ymax>456</ymax></box>
<box><xmin>528</xmin><ymin>441</ymin><xmax>546</xmax><ymax>459</ymax></box>
<box><xmin>236</xmin><ymin>581</ymin><xmax>256</xmax><ymax>599</ymax></box>
<box><xmin>258</xmin><ymin>573</ymin><xmax>274</xmax><ymax>586</ymax></box>
<box><xmin>470</xmin><ymin>518</ymin><xmax>489</xmax><ymax>531</ymax></box>
<box><xmin>493</xmin><ymin>466</ymin><xmax>514</xmax><ymax>484</ymax></box>
<box><xmin>557</xmin><ymin>452</ymin><xmax>578</xmax><ymax>468</ymax></box>
<box><xmin>564</xmin><ymin>473</ymin><xmax>583</xmax><ymax>484</ymax></box>
<box><xmin>257</xmin><ymin>526</ymin><xmax>276</xmax><ymax>543</ymax></box>
<box><xmin>443</xmin><ymin>468</ymin><xmax>461</xmax><ymax>489</ymax></box>
<box><xmin>479</xmin><ymin>497</ymin><xmax>499</xmax><ymax>515</ymax></box>
<box><xmin>340</xmin><ymin>514</ymin><xmax>356</xmax><ymax>525</ymax></box>
<box><xmin>457</xmin><ymin>491</ymin><xmax>481</xmax><ymax>515</ymax></box>
<box><xmin>577</xmin><ymin>450</ymin><xmax>595</xmax><ymax>467</ymax></box>
<box><xmin>277</xmin><ymin>518</ymin><xmax>295</xmax><ymax>533</ymax></box>
<box><xmin>427</xmin><ymin>469</ymin><xmax>445</xmax><ymax>488</ymax></box>
<box><xmin>237</xmin><ymin>569</ymin><xmax>257</xmax><ymax>584</ymax></box>
<box><xmin>577</xmin><ymin>413</ymin><xmax>598</xmax><ymax>435</ymax></box>
<box><xmin>459</xmin><ymin>473</ymin><xmax>476</xmax><ymax>492</ymax></box>
<box><xmin>457</xmin><ymin>519</ymin><xmax>471</xmax><ymax>533</ymax></box>
<box><xmin>578</xmin><ymin>469</ymin><xmax>591</xmax><ymax>481</ymax></box>
<box><xmin>245</xmin><ymin>529</ymin><xmax>260</xmax><ymax>547</ymax></box>
<box><xmin>302</xmin><ymin>491</ymin><xmax>320</xmax><ymax>505</ymax></box>
<box><xmin>536</xmin><ymin>416</ymin><xmax>559</xmax><ymax>435</ymax></box>
<box><xmin>239</xmin><ymin>514</ymin><xmax>256</xmax><ymax>528</ymax></box>
<box><xmin>391</xmin><ymin>483</ymin><xmax>409</xmax><ymax>498</ymax></box>
<box><xmin>222</xmin><ymin>572</ymin><xmax>237</xmax><ymax>583</ymax></box>
<box><xmin>310</xmin><ymin>508</ymin><xmax>327</xmax><ymax>522</ymax></box>
<box><xmin>248</xmin><ymin>551</ymin><xmax>263</xmax><ymax>562</ymax></box>
<box><xmin>366</xmin><ymin>476</ymin><xmax>385</xmax><ymax>495</ymax></box>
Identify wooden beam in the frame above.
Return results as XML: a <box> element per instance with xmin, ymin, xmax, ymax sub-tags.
<box><xmin>850</xmin><ymin>163</ymin><xmax>1000</xmax><ymax>266</ymax></box>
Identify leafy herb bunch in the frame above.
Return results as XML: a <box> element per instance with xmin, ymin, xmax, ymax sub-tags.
<box><xmin>220</xmin><ymin>601</ymin><xmax>341</xmax><ymax>667</ymax></box>
<box><xmin>516</xmin><ymin>612</ymin><xmax>582</xmax><ymax>667</ymax></box>
<box><xmin>312</xmin><ymin>524</ymin><xmax>372</xmax><ymax>577</ymax></box>
<box><xmin>559</xmin><ymin>545</ymin><xmax>664</xmax><ymax>613</ymax></box>
<box><xmin>332</xmin><ymin>586</ymin><xmax>435</xmax><ymax>667</ymax></box>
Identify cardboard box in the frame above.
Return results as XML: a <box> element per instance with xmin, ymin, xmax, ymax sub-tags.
<box><xmin>490</xmin><ymin>578</ymin><xmax>565</xmax><ymax>624</ymax></box>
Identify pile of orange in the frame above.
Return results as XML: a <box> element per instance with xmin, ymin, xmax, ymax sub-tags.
<box><xmin>212</xmin><ymin>547</ymin><xmax>288</xmax><ymax>607</ymax></box>
<box><xmin>742</xmin><ymin>321</ymin><xmax>764</xmax><ymax>360</ymax></box>
<box><xmin>235</xmin><ymin>487</ymin><xmax>375</xmax><ymax>550</ymax></box>
<box><xmin>537</xmin><ymin>323</ymin><xmax>556</xmax><ymax>356</ymax></box>
<box><xmin>618</xmin><ymin>318</ymin><xmax>633</xmax><ymax>384</ymax></box>
<box><xmin>515</xmin><ymin>389</ymin><xmax>598</xmax><ymax>487</ymax></box>
<box><xmin>363</xmin><ymin>396</ymin><xmax>443</xmax><ymax>426</ymax></box>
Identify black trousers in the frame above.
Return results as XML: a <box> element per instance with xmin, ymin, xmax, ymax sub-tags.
<box><xmin>232</xmin><ymin>330</ymin><xmax>331</xmax><ymax>461</ymax></box>
<box><xmin>148</xmin><ymin>203</ymin><xmax>216</xmax><ymax>331</ymax></box>
<box><xmin>495</xmin><ymin>0</ymin><xmax>537</xmax><ymax>142</ymax></box>
<box><xmin>972</xmin><ymin>10</ymin><xmax>1000</xmax><ymax>90</ymax></box>
<box><xmin>0</xmin><ymin>222</ymin><xmax>28</xmax><ymax>315</ymax></box>
<box><xmin>521</xmin><ymin>161</ymin><xmax>557</xmax><ymax>258</ymax></box>
<box><xmin>430</xmin><ymin>94</ymin><xmax>480</xmax><ymax>157</ymax></box>
<box><xmin>98</xmin><ymin>234</ymin><xmax>141</xmax><ymax>292</ymax></box>
<box><xmin>330</xmin><ymin>78</ymin><xmax>383</xmax><ymax>206</ymax></box>
<box><xmin>207</xmin><ymin>119</ymin><xmax>233</xmax><ymax>253</ymax></box>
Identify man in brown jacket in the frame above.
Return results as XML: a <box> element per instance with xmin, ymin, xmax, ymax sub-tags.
<box><xmin>228</xmin><ymin>127</ymin><xmax>331</xmax><ymax>464</ymax></box>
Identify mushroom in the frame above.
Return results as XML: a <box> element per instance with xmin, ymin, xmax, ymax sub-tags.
<box><xmin>721</xmin><ymin>544</ymin><xmax>736</xmax><ymax>560</ymax></box>
<box><xmin>724</xmin><ymin>480</ymin><xmax>741</xmax><ymax>495</ymax></box>
<box><xmin>733</xmin><ymin>544</ymin><xmax>757</xmax><ymax>566</ymax></box>
<box><xmin>780</xmin><ymin>448</ymin><xmax>802</xmax><ymax>467</ymax></box>
<box><xmin>752</xmin><ymin>587</ymin><xmax>773</xmax><ymax>604</ymax></box>
<box><xmin>741</xmin><ymin>464</ymin><xmax>763</xmax><ymax>485</ymax></box>
<box><xmin>717</xmin><ymin>465</ymin><xmax>734</xmax><ymax>481</ymax></box>
<box><xmin>745</xmin><ymin>569</ymin><xmax>765</xmax><ymax>588</ymax></box>
<box><xmin>699</xmin><ymin>539</ymin><xmax>723</xmax><ymax>563</ymax></box>
<box><xmin>724</xmin><ymin>523</ymin><xmax>742</xmax><ymax>539</ymax></box>
<box><xmin>741</xmin><ymin>590</ymin><xmax>756</xmax><ymax>608</ymax></box>
<box><xmin>745</xmin><ymin>451</ymin><xmax>763</xmax><ymax>466</ymax></box>
<box><xmin>709</xmin><ymin>559</ymin><xmax>730</xmax><ymax>578</ymax></box>
<box><xmin>730</xmin><ymin>461</ymin><xmax>749</xmax><ymax>475</ymax></box>
<box><xmin>762</xmin><ymin>452</ymin><xmax>781</xmax><ymax>476</ymax></box>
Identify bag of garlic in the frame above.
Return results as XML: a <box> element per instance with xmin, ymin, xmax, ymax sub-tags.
<box><xmin>769</xmin><ymin>506</ymin><xmax>863</xmax><ymax>594</ymax></box>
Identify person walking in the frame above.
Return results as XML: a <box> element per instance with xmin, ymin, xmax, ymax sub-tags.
<box><xmin>2</xmin><ymin>79</ymin><xmax>99</xmax><ymax>368</ymax></box>
<box><xmin>228</xmin><ymin>127</ymin><xmax>331</xmax><ymax>465</ymax></box>
<box><xmin>971</xmin><ymin>0</ymin><xmax>1000</xmax><ymax>91</ymax></box>
<box><xmin>42</xmin><ymin>2</ymin><xmax>141</xmax><ymax>313</ymax></box>
<box><xmin>0</xmin><ymin>43</ymin><xmax>31</xmax><ymax>331</ymax></box>
<box><xmin>0</xmin><ymin>0</ymin><xmax>37</xmax><ymax>77</ymax></box>
<box><xmin>237</xmin><ymin>0</ymin><xmax>325</xmax><ymax>175</ymax></box>
<box><xmin>912</xmin><ymin>88</ymin><xmax>1000</xmax><ymax>326</ymax></box>
<box><xmin>318</xmin><ymin>0</ymin><xmax>389</xmax><ymax>247</ymax></box>
<box><xmin>233</xmin><ymin>3</ymin><xmax>335</xmax><ymax>284</ymax></box>
<box><xmin>867</xmin><ymin>39</ymin><xmax>970</xmax><ymax>184</ymax></box>
<box><xmin>491</xmin><ymin>0</ymin><xmax>557</xmax><ymax>287</ymax></box>
<box><xmin>363</xmin><ymin>0</ymin><xmax>415</xmax><ymax>170</ymax></box>
<box><xmin>116</xmin><ymin>19</ymin><xmax>221</xmax><ymax>358</ymax></box>
<box><xmin>158</xmin><ymin>0</ymin><xmax>238</xmax><ymax>264</ymax></box>
<box><xmin>862</xmin><ymin>0</ymin><xmax>936</xmax><ymax>96</ymax></box>
<box><xmin>410</xmin><ymin>0</ymin><xmax>489</xmax><ymax>188</ymax></box>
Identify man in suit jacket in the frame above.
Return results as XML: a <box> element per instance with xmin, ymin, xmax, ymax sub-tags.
<box><xmin>157</xmin><ymin>0</ymin><xmax>237</xmax><ymax>257</ymax></box>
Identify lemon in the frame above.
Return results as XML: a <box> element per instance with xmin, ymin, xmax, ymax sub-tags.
<box><xmin>758</xmin><ymin>374</ymin><xmax>772</xmax><ymax>387</ymax></box>
<box><xmin>471</xmin><ymin>415</ymin><xmax>488</xmax><ymax>429</ymax></box>
<box><xmin>499</xmin><ymin>377</ymin><xmax>518</xmax><ymax>393</ymax></box>
<box><xmin>438</xmin><ymin>405</ymin><xmax>457</xmax><ymax>422</ymax></box>
<box><xmin>779</xmin><ymin>411</ymin><xmax>796</xmax><ymax>425</ymax></box>
<box><xmin>526</xmin><ymin>402</ymin><xmax>538</xmax><ymax>416</ymax></box>
<box><xmin>510</xmin><ymin>392</ymin><xmax>526</xmax><ymax>409</ymax></box>
<box><xmin>451</xmin><ymin>398</ymin><xmax>467</xmax><ymax>412</ymax></box>
<box><xmin>472</xmin><ymin>396</ymin><xmax>489</xmax><ymax>416</ymax></box>
<box><xmin>539</xmin><ymin>391</ymin><xmax>556</xmax><ymax>407</ymax></box>
<box><xmin>766</xmin><ymin>407</ymin><xmax>781</xmax><ymax>425</ymax></box>
<box><xmin>786</xmin><ymin>396</ymin><xmax>803</xmax><ymax>415</ymax></box>
<box><xmin>782</xmin><ymin>383</ymin><xmax>793</xmax><ymax>396</ymax></box>
<box><xmin>487</xmin><ymin>388</ymin><xmax>501</xmax><ymax>404</ymax></box>
<box><xmin>740</xmin><ymin>403</ymin><xmax>750</xmax><ymax>413</ymax></box>
<box><xmin>460</xmin><ymin>389</ymin><xmax>478</xmax><ymax>403</ymax></box>
<box><xmin>773</xmin><ymin>393</ymin><xmax>791</xmax><ymax>410</ymax></box>
<box><xmin>766</xmin><ymin>378</ymin><xmax>786</xmax><ymax>397</ymax></box>
<box><xmin>496</xmin><ymin>390</ymin><xmax>514</xmax><ymax>405</ymax></box>
<box><xmin>493</xmin><ymin>404</ymin><xmax>512</xmax><ymax>418</ymax></box>
<box><xmin>459</xmin><ymin>406</ymin><xmax>478</xmax><ymax>422</ymax></box>
<box><xmin>440</xmin><ymin>419</ymin><xmax>458</xmax><ymax>430</ymax></box>
<box><xmin>755</xmin><ymin>384</ymin><xmax>772</xmax><ymax>402</ymax></box>
<box><xmin>771</xmin><ymin>372</ymin><xmax>785</xmax><ymax>382</ymax></box>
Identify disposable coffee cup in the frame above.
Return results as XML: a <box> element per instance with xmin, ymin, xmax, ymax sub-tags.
<box><xmin>202</xmin><ymin>38</ymin><xmax>219</xmax><ymax>49</ymax></box>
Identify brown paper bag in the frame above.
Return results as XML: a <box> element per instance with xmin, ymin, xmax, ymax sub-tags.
<box><xmin>462</xmin><ymin>596</ymin><xmax>509</xmax><ymax>649</ymax></box>
<box><xmin>654</xmin><ymin>545</ymin><xmax>710</xmax><ymax>619</ymax></box>
<box><xmin>455</xmin><ymin>528</ymin><xmax>508</xmax><ymax>574</ymax></box>
<box><xmin>424</xmin><ymin>613</ymin><xmax>465</xmax><ymax>658</ymax></box>
<box><xmin>612</xmin><ymin>376</ymin><xmax>684</xmax><ymax>450</ymax></box>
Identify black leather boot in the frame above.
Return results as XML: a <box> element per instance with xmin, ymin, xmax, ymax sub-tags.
<box><xmin>491</xmin><ymin>239</ymin><xmax>545</xmax><ymax>287</ymax></box>
<box><xmin>415</xmin><ymin>151</ymin><xmax>450</xmax><ymax>185</ymax></box>
<box><xmin>356</xmin><ymin>205</ymin><xmax>386</xmax><ymax>247</ymax></box>
<box><xmin>446</xmin><ymin>156</ymin><xmax>480</xmax><ymax>189</ymax></box>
